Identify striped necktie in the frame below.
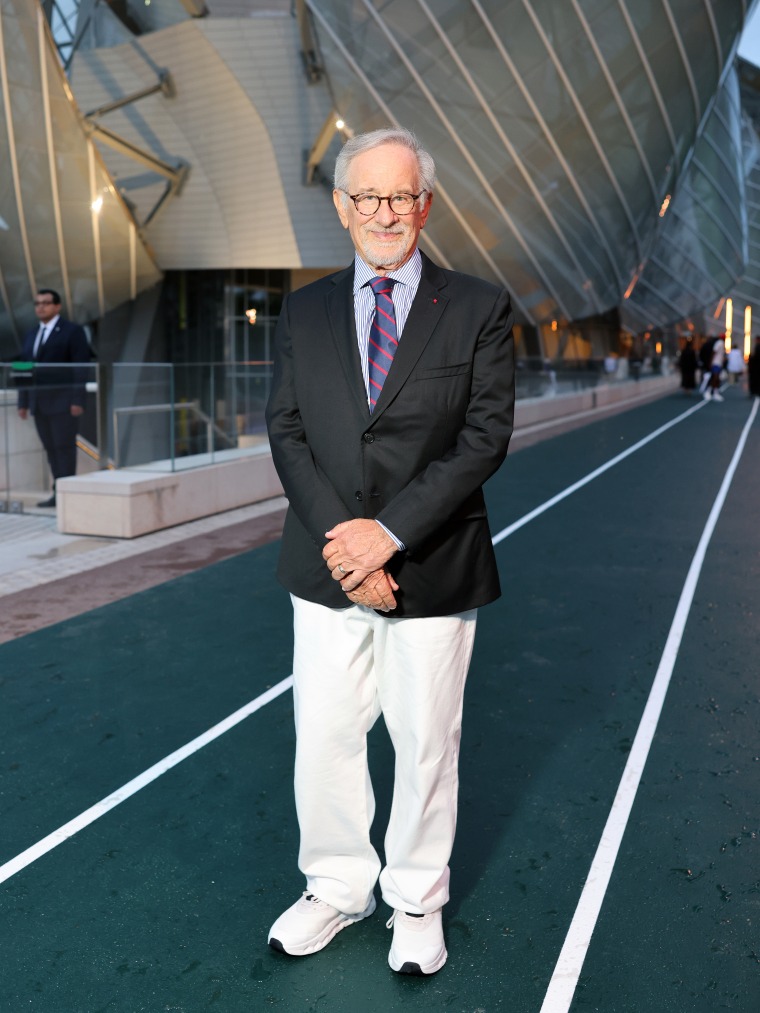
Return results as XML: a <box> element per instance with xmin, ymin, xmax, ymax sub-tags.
<box><xmin>32</xmin><ymin>324</ymin><xmax>47</xmax><ymax>359</ymax></box>
<box><xmin>367</xmin><ymin>276</ymin><xmax>398</xmax><ymax>413</ymax></box>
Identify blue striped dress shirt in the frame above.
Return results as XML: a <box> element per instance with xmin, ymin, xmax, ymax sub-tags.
<box><xmin>352</xmin><ymin>250</ymin><xmax>422</xmax><ymax>407</ymax></box>
<box><xmin>351</xmin><ymin>250</ymin><xmax>422</xmax><ymax>552</ymax></box>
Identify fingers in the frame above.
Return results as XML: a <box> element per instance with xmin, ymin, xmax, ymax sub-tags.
<box><xmin>326</xmin><ymin>557</ymin><xmax>365</xmax><ymax>588</ymax></box>
<box><xmin>322</xmin><ymin>520</ymin><xmax>396</xmax><ymax>572</ymax></box>
<box><xmin>324</xmin><ymin>520</ymin><xmax>351</xmax><ymax>541</ymax></box>
<box><xmin>345</xmin><ymin>570</ymin><xmax>398</xmax><ymax>611</ymax></box>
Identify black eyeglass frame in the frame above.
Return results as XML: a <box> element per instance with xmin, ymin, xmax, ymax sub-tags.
<box><xmin>345</xmin><ymin>191</ymin><xmax>427</xmax><ymax>216</ymax></box>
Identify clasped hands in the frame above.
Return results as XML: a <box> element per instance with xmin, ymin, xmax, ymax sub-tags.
<box><xmin>322</xmin><ymin>519</ymin><xmax>398</xmax><ymax>612</ymax></box>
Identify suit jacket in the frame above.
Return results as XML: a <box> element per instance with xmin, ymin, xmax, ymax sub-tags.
<box><xmin>265</xmin><ymin>252</ymin><xmax>515</xmax><ymax>618</ymax></box>
<box><xmin>17</xmin><ymin>317</ymin><xmax>91</xmax><ymax>416</ymax></box>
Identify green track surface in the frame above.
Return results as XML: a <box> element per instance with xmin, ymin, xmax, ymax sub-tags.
<box><xmin>1</xmin><ymin>391</ymin><xmax>758</xmax><ymax>1012</ymax></box>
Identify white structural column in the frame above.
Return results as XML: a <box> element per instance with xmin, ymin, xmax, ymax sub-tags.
<box><xmin>129</xmin><ymin>221</ymin><xmax>137</xmax><ymax>302</ymax></box>
<box><xmin>0</xmin><ymin>2</ymin><xmax>36</xmax><ymax>305</ymax></box>
<box><xmin>88</xmin><ymin>142</ymin><xmax>105</xmax><ymax>318</ymax></box>
<box><xmin>37</xmin><ymin>5</ymin><xmax>72</xmax><ymax>315</ymax></box>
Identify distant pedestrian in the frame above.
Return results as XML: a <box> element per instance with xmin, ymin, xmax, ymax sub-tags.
<box><xmin>16</xmin><ymin>289</ymin><xmax>91</xmax><ymax>507</ymax></box>
<box><xmin>749</xmin><ymin>336</ymin><xmax>760</xmax><ymax>398</ymax></box>
<box><xmin>703</xmin><ymin>336</ymin><xmax>726</xmax><ymax>402</ymax></box>
<box><xmin>628</xmin><ymin>340</ymin><xmax>643</xmax><ymax>381</ymax></box>
<box><xmin>726</xmin><ymin>344</ymin><xmax>744</xmax><ymax>384</ymax></box>
<box><xmin>677</xmin><ymin>339</ymin><xmax>698</xmax><ymax>392</ymax></box>
<box><xmin>697</xmin><ymin>336</ymin><xmax>717</xmax><ymax>394</ymax></box>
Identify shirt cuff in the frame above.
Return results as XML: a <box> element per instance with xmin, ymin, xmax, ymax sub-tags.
<box><xmin>375</xmin><ymin>519</ymin><xmax>405</xmax><ymax>552</ymax></box>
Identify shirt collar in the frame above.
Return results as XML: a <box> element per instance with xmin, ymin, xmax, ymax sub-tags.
<box><xmin>353</xmin><ymin>248</ymin><xmax>422</xmax><ymax>294</ymax></box>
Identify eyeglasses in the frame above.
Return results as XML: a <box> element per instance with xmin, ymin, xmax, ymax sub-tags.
<box><xmin>33</xmin><ymin>299</ymin><xmax>55</xmax><ymax>306</ymax></box>
<box><xmin>346</xmin><ymin>192</ymin><xmax>426</xmax><ymax>216</ymax></box>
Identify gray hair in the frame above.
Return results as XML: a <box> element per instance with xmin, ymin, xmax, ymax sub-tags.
<box><xmin>334</xmin><ymin>127</ymin><xmax>436</xmax><ymax>209</ymax></box>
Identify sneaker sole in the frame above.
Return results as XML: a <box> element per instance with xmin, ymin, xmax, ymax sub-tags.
<box><xmin>268</xmin><ymin>895</ymin><xmax>376</xmax><ymax>956</ymax></box>
<box><xmin>388</xmin><ymin>945</ymin><xmax>447</xmax><ymax>975</ymax></box>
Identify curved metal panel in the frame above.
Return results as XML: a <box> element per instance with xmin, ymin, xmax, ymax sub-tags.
<box><xmin>307</xmin><ymin>0</ymin><xmax>750</xmax><ymax>326</ymax></box>
<box><xmin>0</xmin><ymin>0</ymin><xmax>161</xmax><ymax>357</ymax></box>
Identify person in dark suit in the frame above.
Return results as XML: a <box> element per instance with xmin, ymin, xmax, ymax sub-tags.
<box><xmin>17</xmin><ymin>289</ymin><xmax>90</xmax><ymax>507</ymax></box>
<box><xmin>265</xmin><ymin>128</ymin><xmax>515</xmax><ymax>975</ymax></box>
<box><xmin>749</xmin><ymin>335</ymin><xmax>760</xmax><ymax>398</ymax></box>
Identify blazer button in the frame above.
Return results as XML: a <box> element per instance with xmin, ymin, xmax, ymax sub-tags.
<box><xmin>355</xmin><ymin>491</ymin><xmax>363</xmax><ymax>501</ymax></box>
<box><xmin>363</xmin><ymin>432</ymin><xmax>375</xmax><ymax>443</ymax></box>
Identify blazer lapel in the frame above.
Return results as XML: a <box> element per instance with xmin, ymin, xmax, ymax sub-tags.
<box><xmin>37</xmin><ymin>321</ymin><xmax>61</xmax><ymax>361</ymax></box>
<box><xmin>325</xmin><ymin>265</ymin><xmax>370</xmax><ymax>417</ymax></box>
<box><xmin>370</xmin><ymin>254</ymin><xmax>449</xmax><ymax>421</ymax></box>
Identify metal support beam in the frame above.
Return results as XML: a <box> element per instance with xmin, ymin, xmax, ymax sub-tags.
<box><xmin>82</xmin><ymin>69</ymin><xmax>187</xmax><ymax>227</ymax></box>
<box><xmin>83</xmin><ymin>121</ymin><xmax>186</xmax><ymax>186</ymax></box>
<box><xmin>85</xmin><ymin>72</ymin><xmax>175</xmax><ymax>119</ymax></box>
<box><xmin>178</xmin><ymin>0</ymin><xmax>207</xmax><ymax>15</ymax></box>
<box><xmin>296</xmin><ymin>0</ymin><xmax>323</xmax><ymax>83</ymax></box>
<box><xmin>305</xmin><ymin>110</ymin><xmax>348</xmax><ymax>184</ymax></box>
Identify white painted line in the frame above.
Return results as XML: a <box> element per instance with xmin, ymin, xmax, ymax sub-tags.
<box><xmin>0</xmin><ymin>675</ymin><xmax>294</xmax><ymax>886</ymax></box>
<box><xmin>492</xmin><ymin>400</ymin><xmax>706</xmax><ymax>545</ymax></box>
<box><xmin>512</xmin><ymin>381</ymin><xmax>681</xmax><ymax>440</ymax></box>
<box><xmin>539</xmin><ymin>397</ymin><xmax>759</xmax><ymax>1013</ymax></box>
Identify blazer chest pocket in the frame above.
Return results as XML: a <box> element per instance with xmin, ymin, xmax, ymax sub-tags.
<box><xmin>414</xmin><ymin>362</ymin><xmax>471</xmax><ymax>380</ymax></box>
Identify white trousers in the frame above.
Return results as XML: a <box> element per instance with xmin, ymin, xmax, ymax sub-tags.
<box><xmin>291</xmin><ymin>595</ymin><xmax>477</xmax><ymax>915</ymax></box>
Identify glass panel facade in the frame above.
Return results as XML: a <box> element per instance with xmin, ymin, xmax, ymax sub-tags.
<box><xmin>311</xmin><ymin>0</ymin><xmax>752</xmax><ymax>335</ymax></box>
<box><xmin>161</xmin><ymin>268</ymin><xmax>286</xmax><ymax>448</ymax></box>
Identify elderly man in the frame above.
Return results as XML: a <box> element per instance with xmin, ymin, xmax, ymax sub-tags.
<box><xmin>265</xmin><ymin>127</ymin><xmax>515</xmax><ymax>975</ymax></box>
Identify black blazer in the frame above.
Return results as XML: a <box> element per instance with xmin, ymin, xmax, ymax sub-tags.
<box><xmin>266</xmin><ymin>253</ymin><xmax>515</xmax><ymax>618</ymax></box>
<box><xmin>17</xmin><ymin>318</ymin><xmax>91</xmax><ymax>415</ymax></box>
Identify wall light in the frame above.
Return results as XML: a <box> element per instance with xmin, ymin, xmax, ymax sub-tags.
<box><xmin>91</xmin><ymin>196</ymin><xmax>103</xmax><ymax>213</ymax></box>
<box><xmin>726</xmin><ymin>297</ymin><xmax>733</xmax><ymax>342</ymax></box>
<box><xmin>744</xmin><ymin>305</ymin><xmax>752</xmax><ymax>359</ymax></box>
<box><xmin>245</xmin><ymin>308</ymin><xmax>257</xmax><ymax>325</ymax></box>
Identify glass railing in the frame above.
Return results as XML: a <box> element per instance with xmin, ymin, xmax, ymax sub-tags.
<box><xmin>103</xmin><ymin>360</ymin><xmax>273</xmax><ymax>470</ymax></box>
<box><xmin>515</xmin><ymin>355</ymin><xmax>673</xmax><ymax>400</ymax></box>
<box><xmin>1</xmin><ymin>360</ymin><xmax>99</xmax><ymax>509</ymax></box>
<box><xmin>0</xmin><ymin>360</ymin><xmax>273</xmax><ymax>508</ymax></box>
<box><xmin>1</xmin><ymin>354</ymin><xmax>672</xmax><ymax>507</ymax></box>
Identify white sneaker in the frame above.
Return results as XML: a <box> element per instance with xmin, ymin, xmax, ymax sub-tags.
<box><xmin>268</xmin><ymin>892</ymin><xmax>376</xmax><ymax>956</ymax></box>
<box><xmin>387</xmin><ymin>909</ymin><xmax>447</xmax><ymax>975</ymax></box>
<box><xmin>702</xmin><ymin>391</ymin><xmax>711</xmax><ymax>401</ymax></box>
<box><xmin>713</xmin><ymin>392</ymin><xmax>724</xmax><ymax>401</ymax></box>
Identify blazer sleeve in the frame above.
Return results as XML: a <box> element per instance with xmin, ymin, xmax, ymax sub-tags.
<box><xmin>377</xmin><ymin>286</ymin><xmax>515</xmax><ymax>551</ymax></box>
<box><xmin>265</xmin><ymin>294</ymin><xmax>354</xmax><ymax>545</ymax></box>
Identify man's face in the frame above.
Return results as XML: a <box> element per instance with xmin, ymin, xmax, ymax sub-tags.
<box><xmin>333</xmin><ymin>143</ymin><xmax>432</xmax><ymax>274</ymax></box>
<box><xmin>34</xmin><ymin>294</ymin><xmax>59</xmax><ymax>324</ymax></box>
